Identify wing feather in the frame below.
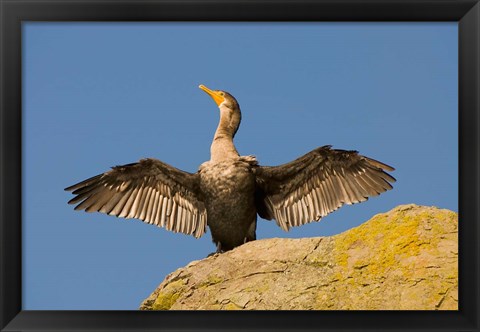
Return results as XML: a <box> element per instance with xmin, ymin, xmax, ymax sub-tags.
<box><xmin>150</xmin><ymin>191</ymin><xmax>160</xmax><ymax>224</ymax></box>
<box><xmin>310</xmin><ymin>189</ymin><xmax>321</xmax><ymax>219</ymax></box>
<box><xmin>65</xmin><ymin>158</ymin><xmax>207</xmax><ymax>238</ymax></box>
<box><xmin>142</xmin><ymin>186</ymin><xmax>155</xmax><ymax>221</ymax></box>
<box><xmin>177</xmin><ymin>207</ymin><xmax>184</xmax><ymax>233</ymax></box>
<box><xmin>119</xmin><ymin>188</ymin><xmax>138</xmax><ymax>218</ymax></box>
<box><xmin>147</xmin><ymin>188</ymin><xmax>157</xmax><ymax>222</ymax></box>
<box><xmin>109</xmin><ymin>189</ymin><xmax>133</xmax><ymax>216</ymax></box>
<box><xmin>255</xmin><ymin>146</ymin><xmax>395</xmax><ymax>230</ymax></box>
<box><xmin>159</xmin><ymin>197</ymin><xmax>168</xmax><ymax>227</ymax></box>
<box><xmin>168</xmin><ymin>201</ymin><xmax>178</xmax><ymax>231</ymax></box>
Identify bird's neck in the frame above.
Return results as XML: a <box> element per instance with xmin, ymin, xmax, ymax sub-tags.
<box><xmin>210</xmin><ymin>105</ymin><xmax>240</xmax><ymax>162</ymax></box>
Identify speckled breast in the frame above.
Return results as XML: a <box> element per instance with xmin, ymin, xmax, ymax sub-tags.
<box><xmin>198</xmin><ymin>158</ymin><xmax>258</xmax><ymax>248</ymax></box>
<box><xmin>199</xmin><ymin>159</ymin><xmax>256</xmax><ymax>200</ymax></box>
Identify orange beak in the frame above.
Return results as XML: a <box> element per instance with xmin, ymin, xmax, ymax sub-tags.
<box><xmin>199</xmin><ymin>84</ymin><xmax>225</xmax><ymax>106</ymax></box>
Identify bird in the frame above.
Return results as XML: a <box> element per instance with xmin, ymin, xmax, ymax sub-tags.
<box><xmin>65</xmin><ymin>84</ymin><xmax>395</xmax><ymax>253</ymax></box>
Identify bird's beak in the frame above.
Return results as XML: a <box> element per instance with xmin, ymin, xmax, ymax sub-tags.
<box><xmin>199</xmin><ymin>84</ymin><xmax>224</xmax><ymax>106</ymax></box>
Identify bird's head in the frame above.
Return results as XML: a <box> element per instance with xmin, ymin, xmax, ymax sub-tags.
<box><xmin>199</xmin><ymin>84</ymin><xmax>241</xmax><ymax>138</ymax></box>
<box><xmin>199</xmin><ymin>84</ymin><xmax>240</xmax><ymax>110</ymax></box>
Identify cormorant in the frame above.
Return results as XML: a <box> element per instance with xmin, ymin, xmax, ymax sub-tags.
<box><xmin>65</xmin><ymin>85</ymin><xmax>395</xmax><ymax>253</ymax></box>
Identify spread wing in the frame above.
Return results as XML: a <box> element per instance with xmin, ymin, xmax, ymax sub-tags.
<box><xmin>255</xmin><ymin>145</ymin><xmax>395</xmax><ymax>231</ymax></box>
<box><xmin>65</xmin><ymin>158</ymin><xmax>207</xmax><ymax>238</ymax></box>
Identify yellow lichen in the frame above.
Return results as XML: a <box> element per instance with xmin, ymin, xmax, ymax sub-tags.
<box><xmin>151</xmin><ymin>279</ymin><xmax>187</xmax><ymax>310</ymax></box>
<box><xmin>224</xmin><ymin>302</ymin><xmax>242</xmax><ymax>310</ymax></box>
<box><xmin>253</xmin><ymin>281</ymin><xmax>270</xmax><ymax>294</ymax></box>
<box><xmin>198</xmin><ymin>275</ymin><xmax>224</xmax><ymax>289</ymax></box>
<box><xmin>152</xmin><ymin>291</ymin><xmax>180</xmax><ymax>310</ymax></box>
<box><xmin>304</xmin><ymin>257</ymin><xmax>329</xmax><ymax>268</ymax></box>
<box><xmin>333</xmin><ymin>207</ymin><xmax>457</xmax><ymax>281</ymax></box>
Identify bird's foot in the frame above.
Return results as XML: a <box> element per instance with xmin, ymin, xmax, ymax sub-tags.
<box><xmin>207</xmin><ymin>242</ymin><xmax>224</xmax><ymax>257</ymax></box>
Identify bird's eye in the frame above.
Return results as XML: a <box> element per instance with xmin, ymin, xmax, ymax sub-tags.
<box><xmin>220</xmin><ymin>92</ymin><xmax>225</xmax><ymax>96</ymax></box>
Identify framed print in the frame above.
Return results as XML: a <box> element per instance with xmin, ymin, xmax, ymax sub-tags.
<box><xmin>1</xmin><ymin>0</ymin><xmax>478</xmax><ymax>331</ymax></box>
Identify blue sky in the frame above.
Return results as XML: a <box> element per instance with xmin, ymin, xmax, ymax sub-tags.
<box><xmin>22</xmin><ymin>22</ymin><xmax>457</xmax><ymax>310</ymax></box>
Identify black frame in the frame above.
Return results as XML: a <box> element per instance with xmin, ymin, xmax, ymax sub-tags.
<box><xmin>1</xmin><ymin>0</ymin><xmax>478</xmax><ymax>331</ymax></box>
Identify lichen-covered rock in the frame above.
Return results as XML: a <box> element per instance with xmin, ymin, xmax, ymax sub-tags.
<box><xmin>140</xmin><ymin>204</ymin><xmax>458</xmax><ymax>310</ymax></box>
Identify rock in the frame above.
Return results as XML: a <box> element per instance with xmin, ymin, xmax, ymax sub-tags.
<box><xmin>139</xmin><ymin>204</ymin><xmax>458</xmax><ymax>310</ymax></box>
